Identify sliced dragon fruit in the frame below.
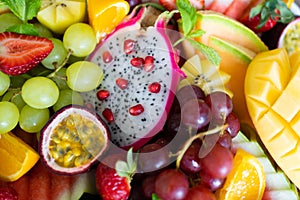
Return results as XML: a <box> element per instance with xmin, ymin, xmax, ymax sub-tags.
<box><xmin>83</xmin><ymin>6</ymin><xmax>185</xmax><ymax>149</ymax></box>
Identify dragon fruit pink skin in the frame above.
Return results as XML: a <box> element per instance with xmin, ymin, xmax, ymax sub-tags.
<box><xmin>84</xmin><ymin>6</ymin><xmax>185</xmax><ymax>150</ymax></box>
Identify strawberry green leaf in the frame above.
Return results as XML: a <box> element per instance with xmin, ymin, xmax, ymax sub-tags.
<box><xmin>115</xmin><ymin>160</ymin><xmax>130</xmax><ymax>179</ymax></box>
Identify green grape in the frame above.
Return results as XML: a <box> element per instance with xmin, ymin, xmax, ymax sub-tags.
<box><xmin>34</xmin><ymin>22</ymin><xmax>53</xmax><ymax>38</ymax></box>
<box><xmin>53</xmin><ymin>89</ymin><xmax>84</xmax><ymax>112</ymax></box>
<box><xmin>63</xmin><ymin>23</ymin><xmax>97</xmax><ymax>57</ymax></box>
<box><xmin>2</xmin><ymin>90</ymin><xmax>26</xmax><ymax>111</ymax></box>
<box><xmin>0</xmin><ymin>101</ymin><xmax>19</xmax><ymax>134</ymax></box>
<box><xmin>66</xmin><ymin>61</ymin><xmax>104</xmax><ymax>92</ymax></box>
<box><xmin>42</xmin><ymin>38</ymin><xmax>68</xmax><ymax>69</ymax></box>
<box><xmin>21</xmin><ymin>77</ymin><xmax>59</xmax><ymax>109</ymax></box>
<box><xmin>19</xmin><ymin>105</ymin><xmax>50</xmax><ymax>133</ymax></box>
<box><xmin>51</xmin><ymin>67</ymin><xmax>69</xmax><ymax>90</ymax></box>
<box><xmin>0</xmin><ymin>13</ymin><xmax>22</xmax><ymax>33</ymax></box>
<box><xmin>0</xmin><ymin>71</ymin><xmax>10</xmax><ymax>96</ymax></box>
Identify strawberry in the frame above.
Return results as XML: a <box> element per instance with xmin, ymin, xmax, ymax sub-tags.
<box><xmin>0</xmin><ymin>32</ymin><xmax>54</xmax><ymax>76</ymax></box>
<box><xmin>240</xmin><ymin>0</ymin><xmax>294</xmax><ymax>33</ymax></box>
<box><xmin>0</xmin><ymin>186</ymin><xmax>18</xmax><ymax>200</ymax></box>
<box><xmin>159</xmin><ymin>0</ymin><xmax>204</xmax><ymax>11</ymax></box>
<box><xmin>95</xmin><ymin>150</ymin><xmax>136</xmax><ymax>200</ymax></box>
<box><xmin>242</xmin><ymin>13</ymin><xmax>279</xmax><ymax>33</ymax></box>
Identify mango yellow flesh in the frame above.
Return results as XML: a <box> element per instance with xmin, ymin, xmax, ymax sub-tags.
<box><xmin>245</xmin><ymin>48</ymin><xmax>300</xmax><ymax>188</ymax></box>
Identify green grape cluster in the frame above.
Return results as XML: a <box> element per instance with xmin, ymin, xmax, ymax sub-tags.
<box><xmin>0</xmin><ymin>17</ymin><xmax>103</xmax><ymax>134</ymax></box>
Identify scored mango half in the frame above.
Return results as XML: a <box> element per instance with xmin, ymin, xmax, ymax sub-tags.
<box><xmin>245</xmin><ymin>48</ymin><xmax>300</xmax><ymax>189</ymax></box>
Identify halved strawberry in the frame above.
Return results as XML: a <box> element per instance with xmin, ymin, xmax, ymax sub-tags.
<box><xmin>0</xmin><ymin>32</ymin><xmax>54</xmax><ymax>76</ymax></box>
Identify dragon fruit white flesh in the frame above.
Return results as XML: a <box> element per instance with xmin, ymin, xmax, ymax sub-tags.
<box><xmin>83</xmin><ymin>6</ymin><xmax>185</xmax><ymax>149</ymax></box>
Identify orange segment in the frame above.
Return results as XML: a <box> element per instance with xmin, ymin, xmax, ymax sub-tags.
<box><xmin>216</xmin><ymin>148</ymin><xmax>266</xmax><ymax>200</ymax></box>
<box><xmin>0</xmin><ymin>132</ymin><xmax>39</xmax><ymax>182</ymax></box>
<box><xmin>87</xmin><ymin>0</ymin><xmax>130</xmax><ymax>40</ymax></box>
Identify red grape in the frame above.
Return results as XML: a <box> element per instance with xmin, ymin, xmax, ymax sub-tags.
<box><xmin>138</xmin><ymin>143</ymin><xmax>170</xmax><ymax>172</ymax></box>
<box><xmin>205</xmin><ymin>91</ymin><xmax>233</xmax><ymax>123</ymax></box>
<box><xmin>201</xmin><ymin>144</ymin><xmax>233</xmax><ymax>179</ymax></box>
<box><xmin>177</xmin><ymin>85</ymin><xmax>206</xmax><ymax>106</ymax></box>
<box><xmin>181</xmin><ymin>99</ymin><xmax>212</xmax><ymax>131</ymax></box>
<box><xmin>142</xmin><ymin>175</ymin><xmax>157</xmax><ymax>198</ymax></box>
<box><xmin>184</xmin><ymin>186</ymin><xmax>216</xmax><ymax>200</ymax></box>
<box><xmin>180</xmin><ymin>139</ymin><xmax>202</xmax><ymax>174</ymax></box>
<box><xmin>217</xmin><ymin>131</ymin><xmax>232</xmax><ymax>149</ymax></box>
<box><xmin>225</xmin><ymin>112</ymin><xmax>240</xmax><ymax>138</ymax></box>
<box><xmin>155</xmin><ymin>169</ymin><xmax>189</xmax><ymax>200</ymax></box>
<box><xmin>199</xmin><ymin>171</ymin><xmax>225</xmax><ymax>191</ymax></box>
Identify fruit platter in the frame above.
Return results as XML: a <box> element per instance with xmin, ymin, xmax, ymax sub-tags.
<box><xmin>1</xmin><ymin>0</ymin><xmax>300</xmax><ymax>199</ymax></box>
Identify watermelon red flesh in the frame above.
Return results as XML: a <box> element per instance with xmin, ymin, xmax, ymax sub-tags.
<box><xmin>6</xmin><ymin>161</ymin><xmax>97</xmax><ymax>200</ymax></box>
<box><xmin>84</xmin><ymin>7</ymin><xmax>185</xmax><ymax>149</ymax></box>
<box><xmin>224</xmin><ymin>0</ymin><xmax>252</xmax><ymax>20</ymax></box>
<box><xmin>207</xmin><ymin>0</ymin><xmax>234</xmax><ymax>13</ymax></box>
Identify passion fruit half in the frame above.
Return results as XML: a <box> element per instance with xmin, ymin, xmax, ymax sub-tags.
<box><xmin>39</xmin><ymin>105</ymin><xmax>110</xmax><ymax>175</ymax></box>
<box><xmin>278</xmin><ymin>17</ymin><xmax>300</xmax><ymax>55</ymax></box>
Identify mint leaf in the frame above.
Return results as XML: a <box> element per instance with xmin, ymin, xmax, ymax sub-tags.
<box><xmin>0</xmin><ymin>0</ymin><xmax>41</xmax><ymax>22</ymax></box>
<box><xmin>188</xmin><ymin>29</ymin><xmax>205</xmax><ymax>38</ymax></box>
<box><xmin>6</xmin><ymin>23</ymin><xmax>39</xmax><ymax>36</ymax></box>
<box><xmin>187</xmin><ymin>38</ymin><xmax>221</xmax><ymax>66</ymax></box>
<box><xmin>176</xmin><ymin>0</ymin><xmax>197</xmax><ymax>35</ymax></box>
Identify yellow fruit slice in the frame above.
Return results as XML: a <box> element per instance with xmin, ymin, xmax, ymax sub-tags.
<box><xmin>245</xmin><ymin>48</ymin><xmax>300</xmax><ymax>189</ymax></box>
<box><xmin>37</xmin><ymin>0</ymin><xmax>86</xmax><ymax>34</ymax></box>
<box><xmin>284</xmin><ymin>0</ymin><xmax>294</xmax><ymax>8</ymax></box>
<box><xmin>178</xmin><ymin>55</ymin><xmax>232</xmax><ymax>97</ymax></box>
<box><xmin>0</xmin><ymin>132</ymin><xmax>39</xmax><ymax>182</ymax></box>
<box><xmin>216</xmin><ymin>148</ymin><xmax>266</xmax><ymax>200</ymax></box>
<box><xmin>87</xmin><ymin>0</ymin><xmax>130</xmax><ymax>40</ymax></box>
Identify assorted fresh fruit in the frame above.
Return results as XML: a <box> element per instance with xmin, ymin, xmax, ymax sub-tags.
<box><xmin>0</xmin><ymin>0</ymin><xmax>300</xmax><ymax>199</ymax></box>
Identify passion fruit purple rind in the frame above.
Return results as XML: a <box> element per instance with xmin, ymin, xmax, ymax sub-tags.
<box><xmin>39</xmin><ymin>105</ymin><xmax>110</xmax><ymax>175</ymax></box>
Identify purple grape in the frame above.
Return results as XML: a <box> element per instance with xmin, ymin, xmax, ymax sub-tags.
<box><xmin>180</xmin><ymin>140</ymin><xmax>202</xmax><ymax>174</ymax></box>
<box><xmin>181</xmin><ymin>99</ymin><xmax>212</xmax><ymax>131</ymax></box>
<box><xmin>155</xmin><ymin>169</ymin><xmax>189</xmax><ymax>200</ymax></box>
<box><xmin>217</xmin><ymin>131</ymin><xmax>232</xmax><ymax>149</ymax></box>
<box><xmin>184</xmin><ymin>186</ymin><xmax>216</xmax><ymax>200</ymax></box>
<box><xmin>205</xmin><ymin>91</ymin><xmax>233</xmax><ymax>123</ymax></box>
<box><xmin>200</xmin><ymin>171</ymin><xmax>225</xmax><ymax>192</ymax></box>
<box><xmin>225</xmin><ymin>112</ymin><xmax>240</xmax><ymax>138</ymax></box>
<box><xmin>201</xmin><ymin>144</ymin><xmax>233</xmax><ymax>179</ymax></box>
<box><xmin>177</xmin><ymin>85</ymin><xmax>206</xmax><ymax>106</ymax></box>
<box><xmin>138</xmin><ymin>143</ymin><xmax>170</xmax><ymax>172</ymax></box>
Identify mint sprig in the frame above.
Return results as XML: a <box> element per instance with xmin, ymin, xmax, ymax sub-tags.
<box><xmin>0</xmin><ymin>0</ymin><xmax>40</xmax><ymax>22</ymax></box>
<box><xmin>0</xmin><ymin>0</ymin><xmax>41</xmax><ymax>35</ymax></box>
<box><xmin>175</xmin><ymin>0</ymin><xmax>220</xmax><ymax>66</ymax></box>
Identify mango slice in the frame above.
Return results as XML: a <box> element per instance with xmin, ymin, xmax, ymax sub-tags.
<box><xmin>245</xmin><ymin>48</ymin><xmax>300</xmax><ymax>189</ymax></box>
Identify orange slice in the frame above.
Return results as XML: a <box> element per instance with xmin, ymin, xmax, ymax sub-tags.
<box><xmin>216</xmin><ymin>148</ymin><xmax>266</xmax><ymax>200</ymax></box>
<box><xmin>87</xmin><ymin>0</ymin><xmax>130</xmax><ymax>41</ymax></box>
<box><xmin>0</xmin><ymin>132</ymin><xmax>39</xmax><ymax>182</ymax></box>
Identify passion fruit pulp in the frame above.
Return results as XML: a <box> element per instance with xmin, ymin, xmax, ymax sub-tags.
<box><xmin>39</xmin><ymin>105</ymin><xmax>110</xmax><ymax>175</ymax></box>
